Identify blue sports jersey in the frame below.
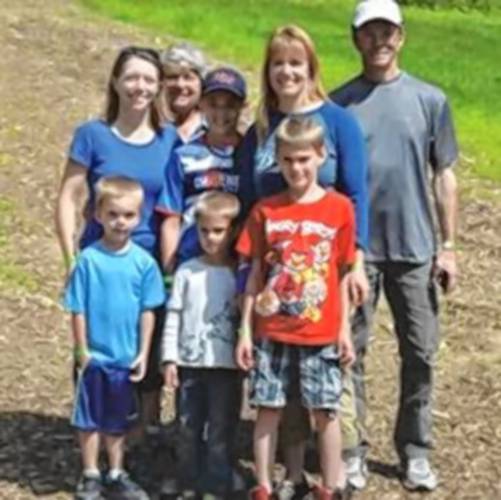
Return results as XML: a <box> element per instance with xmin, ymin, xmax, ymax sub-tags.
<box><xmin>157</xmin><ymin>135</ymin><xmax>240</xmax><ymax>264</ymax></box>
<box><xmin>69</xmin><ymin>119</ymin><xmax>179</xmax><ymax>256</ymax></box>
<box><xmin>64</xmin><ymin>241</ymin><xmax>165</xmax><ymax>367</ymax></box>
<box><xmin>236</xmin><ymin>101</ymin><xmax>369</xmax><ymax>250</ymax></box>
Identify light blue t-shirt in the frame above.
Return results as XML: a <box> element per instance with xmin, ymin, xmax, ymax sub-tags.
<box><xmin>64</xmin><ymin>241</ymin><xmax>166</xmax><ymax>367</ymax></box>
<box><xmin>69</xmin><ymin>119</ymin><xmax>179</xmax><ymax>256</ymax></box>
<box><xmin>157</xmin><ymin>135</ymin><xmax>240</xmax><ymax>264</ymax></box>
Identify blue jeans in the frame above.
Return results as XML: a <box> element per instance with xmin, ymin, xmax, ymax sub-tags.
<box><xmin>177</xmin><ymin>367</ymin><xmax>241</xmax><ymax>495</ymax></box>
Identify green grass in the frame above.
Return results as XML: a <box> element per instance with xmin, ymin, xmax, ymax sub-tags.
<box><xmin>79</xmin><ymin>0</ymin><xmax>501</xmax><ymax>181</ymax></box>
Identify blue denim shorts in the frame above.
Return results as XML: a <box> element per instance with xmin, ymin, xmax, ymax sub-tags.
<box><xmin>72</xmin><ymin>359</ymin><xmax>139</xmax><ymax>434</ymax></box>
<box><xmin>249</xmin><ymin>338</ymin><xmax>342</xmax><ymax>411</ymax></box>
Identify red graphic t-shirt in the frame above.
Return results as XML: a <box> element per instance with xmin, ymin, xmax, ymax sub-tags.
<box><xmin>237</xmin><ymin>191</ymin><xmax>356</xmax><ymax>346</ymax></box>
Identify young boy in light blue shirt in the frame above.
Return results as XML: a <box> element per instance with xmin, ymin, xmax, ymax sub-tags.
<box><xmin>64</xmin><ymin>176</ymin><xmax>165</xmax><ymax>500</ymax></box>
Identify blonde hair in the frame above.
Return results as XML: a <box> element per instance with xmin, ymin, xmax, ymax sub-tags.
<box><xmin>95</xmin><ymin>176</ymin><xmax>144</xmax><ymax>209</ymax></box>
<box><xmin>276</xmin><ymin>116</ymin><xmax>325</xmax><ymax>151</ymax></box>
<box><xmin>194</xmin><ymin>191</ymin><xmax>241</xmax><ymax>223</ymax></box>
<box><xmin>257</xmin><ymin>25</ymin><xmax>327</xmax><ymax>142</ymax></box>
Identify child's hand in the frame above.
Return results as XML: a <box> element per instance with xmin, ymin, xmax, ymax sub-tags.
<box><xmin>78</xmin><ymin>353</ymin><xmax>91</xmax><ymax>370</ymax></box>
<box><xmin>74</xmin><ymin>345</ymin><xmax>91</xmax><ymax>370</ymax></box>
<box><xmin>130</xmin><ymin>353</ymin><xmax>147</xmax><ymax>382</ymax></box>
<box><xmin>339</xmin><ymin>336</ymin><xmax>355</xmax><ymax>368</ymax></box>
<box><xmin>163</xmin><ymin>363</ymin><xmax>179</xmax><ymax>389</ymax></box>
<box><xmin>235</xmin><ymin>336</ymin><xmax>254</xmax><ymax>371</ymax></box>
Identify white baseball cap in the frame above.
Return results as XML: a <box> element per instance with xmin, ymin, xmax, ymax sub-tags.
<box><xmin>352</xmin><ymin>0</ymin><xmax>403</xmax><ymax>29</ymax></box>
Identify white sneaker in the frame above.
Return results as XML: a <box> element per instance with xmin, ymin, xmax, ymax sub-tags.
<box><xmin>403</xmin><ymin>458</ymin><xmax>438</xmax><ymax>491</ymax></box>
<box><xmin>345</xmin><ymin>456</ymin><xmax>368</xmax><ymax>490</ymax></box>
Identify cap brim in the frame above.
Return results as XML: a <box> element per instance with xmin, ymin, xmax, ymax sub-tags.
<box><xmin>202</xmin><ymin>84</ymin><xmax>245</xmax><ymax>99</ymax></box>
<box><xmin>353</xmin><ymin>14</ymin><xmax>402</xmax><ymax>28</ymax></box>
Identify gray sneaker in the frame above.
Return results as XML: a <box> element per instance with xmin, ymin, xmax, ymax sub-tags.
<box><xmin>403</xmin><ymin>458</ymin><xmax>438</xmax><ymax>491</ymax></box>
<box><xmin>74</xmin><ymin>474</ymin><xmax>104</xmax><ymax>500</ymax></box>
<box><xmin>105</xmin><ymin>472</ymin><xmax>149</xmax><ymax>500</ymax></box>
<box><xmin>345</xmin><ymin>456</ymin><xmax>368</xmax><ymax>490</ymax></box>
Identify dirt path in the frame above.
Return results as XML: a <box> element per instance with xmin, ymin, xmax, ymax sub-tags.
<box><xmin>0</xmin><ymin>0</ymin><xmax>500</xmax><ymax>498</ymax></box>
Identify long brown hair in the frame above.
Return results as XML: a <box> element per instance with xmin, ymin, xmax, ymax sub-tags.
<box><xmin>256</xmin><ymin>25</ymin><xmax>327</xmax><ymax>143</ymax></box>
<box><xmin>105</xmin><ymin>46</ymin><xmax>164</xmax><ymax>132</ymax></box>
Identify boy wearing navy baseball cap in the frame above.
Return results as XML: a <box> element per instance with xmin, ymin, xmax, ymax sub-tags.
<box><xmin>200</xmin><ymin>66</ymin><xmax>247</xmax><ymax>147</ymax></box>
<box><xmin>158</xmin><ymin>65</ymin><xmax>247</xmax><ymax>271</ymax></box>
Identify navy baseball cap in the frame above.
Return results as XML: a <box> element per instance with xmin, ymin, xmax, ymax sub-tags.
<box><xmin>202</xmin><ymin>67</ymin><xmax>247</xmax><ymax>100</ymax></box>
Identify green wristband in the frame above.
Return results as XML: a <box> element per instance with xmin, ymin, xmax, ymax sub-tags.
<box><xmin>64</xmin><ymin>253</ymin><xmax>77</xmax><ymax>269</ymax></box>
<box><xmin>164</xmin><ymin>273</ymin><xmax>174</xmax><ymax>288</ymax></box>
<box><xmin>74</xmin><ymin>345</ymin><xmax>90</xmax><ymax>361</ymax></box>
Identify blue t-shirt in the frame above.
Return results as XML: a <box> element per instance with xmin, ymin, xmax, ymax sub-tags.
<box><xmin>157</xmin><ymin>135</ymin><xmax>240</xmax><ymax>264</ymax></box>
<box><xmin>64</xmin><ymin>241</ymin><xmax>166</xmax><ymax>367</ymax></box>
<box><xmin>236</xmin><ymin>101</ymin><xmax>368</xmax><ymax>250</ymax></box>
<box><xmin>69</xmin><ymin>119</ymin><xmax>179</xmax><ymax>256</ymax></box>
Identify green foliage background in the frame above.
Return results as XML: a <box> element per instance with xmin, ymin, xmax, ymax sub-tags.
<box><xmin>79</xmin><ymin>0</ymin><xmax>501</xmax><ymax>181</ymax></box>
<box><xmin>399</xmin><ymin>0</ymin><xmax>499</xmax><ymax>10</ymax></box>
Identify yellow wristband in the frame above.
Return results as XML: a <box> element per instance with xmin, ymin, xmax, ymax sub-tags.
<box><xmin>350</xmin><ymin>259</ymin><xmax>363</xmax><ymax>272</ymax></box>
<box><xmin>238</xmin><ymin>326</ymin><xmax>252</xmax><ymax>339</ymax></box>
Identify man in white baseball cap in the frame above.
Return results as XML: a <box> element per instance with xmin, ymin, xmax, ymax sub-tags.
<box><xmin>331</xmin><ymin>0</ymin><xmax>459</xmax><ymax>493</ymax></box>
<box><xmin>352</xmin><ymin>0</ymin><xmax>403</xmax><ymax>29</ymax></box>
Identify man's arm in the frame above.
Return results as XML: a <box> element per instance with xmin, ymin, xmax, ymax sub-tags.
<box><xmin>432</xmin><ymin>166</ymin><xmax>458</xmax><ymax>293</ymax></box>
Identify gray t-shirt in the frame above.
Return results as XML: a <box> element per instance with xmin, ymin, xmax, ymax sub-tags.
<box><xmin>161</xmin><ymin>257</ymin><xmax>238</xmax><ymax>369</ymax></box>
<box><xmin>330</xmin><ymin>72</ymin><xmax>458</xmax><ymax>263</ymax></box>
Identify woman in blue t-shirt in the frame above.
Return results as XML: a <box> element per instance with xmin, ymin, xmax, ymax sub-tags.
<box><xmin>55</xmin><ymin>46</ymin><xmax>178</xmax><ymax>267</ymax></box>
<box><xmin>55</xmin><ymin>45</ymin><xmax>178</xmax><ymax>437</ymax></box>
<box><xmin>238</xmin><ymin>25</ymin><xmax>368</xmax><ymax>252</ymax></box>
<box><xmin>238</xmin><ymin>24</ymin><xmax>371</xmax><ymax>306</ymax></box>
<box><xmin>235</xmin><ymin>25</ymin><xmax>370</xmax><ymax>495</ymax></box>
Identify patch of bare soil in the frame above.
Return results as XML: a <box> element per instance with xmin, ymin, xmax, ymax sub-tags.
<box><xmin>0</xmin><ymin>0</ymin><xmax>500</xmax><ymax>498</ymax></box>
